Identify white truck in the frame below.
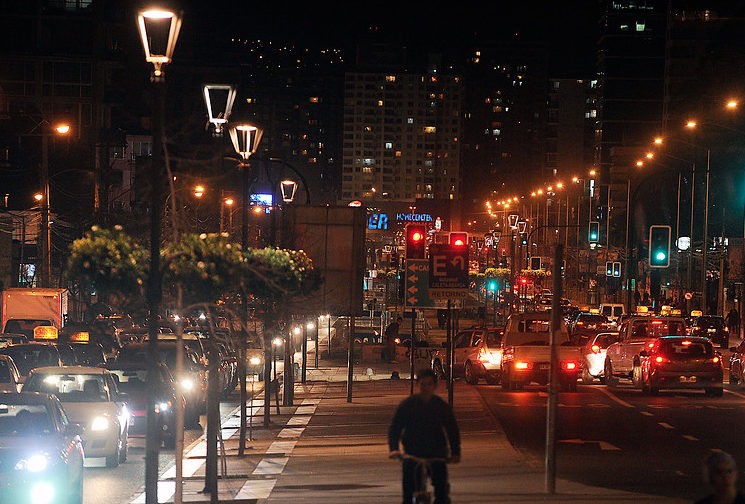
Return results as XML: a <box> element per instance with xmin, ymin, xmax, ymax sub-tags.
<box><xmin>500</xmin><ymin>312</ymin><xmax>582</xmax><ymax>391</ymax></box>
<box><xmin>603</xmin><ymin>316</ymin><xmax>687</xmax><ymax>387</ymax></box>
<box><xmin>1</xmin><ymin>288</ymin><xmax>69</xmax><ymax>338</ymax></box>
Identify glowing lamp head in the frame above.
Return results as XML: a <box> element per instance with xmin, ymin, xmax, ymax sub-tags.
<box><xmin>55</xmin><ymin>124</ymin><xmax>70</xmax><ymax>134</ymax></box>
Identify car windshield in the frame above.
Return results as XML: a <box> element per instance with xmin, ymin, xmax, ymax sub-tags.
<box><xmin>108</xmin><ymin>369</ymin><xmax>153</xmax><ymax>391</ymax></box>
<box><xmin>658</xmin><ymin>340</ymin><xmax>713</xmax><ymax>358</ymax></box>
<box><xmin>519</xmin><ymin>319</ymin><xmax>551</xmax><ymax>332</ymax></box>
<box><xmin>72</xmin><ymin>344</ymin><xmax>105</xmax><ymax>366</ymax></box>
<box><xmin>3</xmin><ymin>320</ymin><xmax>53</xmax><ymax>339</ymax></box>
<box><xmin>25</xmin><ymin>373</ymin><xmax>111</xmax><ymax>403</ymax></box>
<box><xmin>486</xmin><ymin>331</ymin><xmax>502</xmax><ymax>347</ymax></box>
<box><xmin>630</xmin><ymin>320</ymin><xmax>686</xmax><ymax>340</ymax></box>
<box><xmin>0</xmin><ymin>404</ymin><xmax>53</xmax><ymax>436</ymax></box>
<box><xmin>0</xmin><ymin>346</ymin><xmax>59</xmax><ymax>376</ymax></box>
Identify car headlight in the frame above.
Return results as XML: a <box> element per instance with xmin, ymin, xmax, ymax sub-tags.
<box><xmin>155</xmin><ymin>401</ymin><xmax>171</xmax><ymax>413</ymax></box>
<box><xmin>250</xmin><ymin>357</ymin><xmax>261</xmax><ymax>365</ymax></box>
<box><xmin>91</xmin><ymin>416</ymin><xmax>109</xmax><ymax>431</ymax></box>
<box><xmin>15</xmin><ymin>454</ymin><xmax>48</xmax><ymax>472</ymax></box>
<box><xmin>181</xmin><ymin>379</ymin><xmax>194</xmax><ymax>390</ymax></box>
<box><xmin>31</xmin><ymin>481</ymin><xmax>54</xmax><ymax>504</ymax></box>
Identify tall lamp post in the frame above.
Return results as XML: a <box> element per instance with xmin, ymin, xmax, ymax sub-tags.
<box><xmin>230</xmin><ymin>123</ymin><xmax>263</xmax><ymax>438</ymax></box>
<box><xmin>137</xmin><ymin>8</ymin><xmax>181</xmax><ymax>504</ymax></box>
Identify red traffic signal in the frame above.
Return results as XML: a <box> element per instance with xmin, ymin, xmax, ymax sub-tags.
<box><xmin>449</xmin><ymin>232</ymin><xmax>468</xmax><ymax>247</ymax></box>
<box><xmin>405</xmin><ymin>224</ymin><xmax>426</xmax><ymax>259</ymax></box>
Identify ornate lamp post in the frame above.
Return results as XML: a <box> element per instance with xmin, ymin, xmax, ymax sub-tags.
<box><xmin>230</xmin><ymin>122</ymin><xmax>263</xmax><ymax>448</ymax></box>
<box><xmin>137</xmin><ymin>8</ymin><xmax>181</xmax><ymax>504</ymax></box>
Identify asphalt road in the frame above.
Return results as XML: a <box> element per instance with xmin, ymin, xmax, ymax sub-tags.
<box><xmin>475</xmin><ymin>376</ymin><xmax>745</xmax><ymax>500</ymax></box>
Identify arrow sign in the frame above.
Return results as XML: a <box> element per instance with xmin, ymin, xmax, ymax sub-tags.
<box><xmin>429</xmin><ymin>244</ymin><xmax>469</xmax><ymax>293</ymax></box>
<box><xmin>407</xmin><ymin>286</ymin><xmax>418</xmax><ymax>295</ymax></box>
<box><xmin>451</xmin><ymin>256</ymin><xmax>465</xmax><ymax>269</ymax></box>
<box><xmin>408</xmin><ymin>275</ymin><xmax>419</xmax><ymax>283</ymax></box>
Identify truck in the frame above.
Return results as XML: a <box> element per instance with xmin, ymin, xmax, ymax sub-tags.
<box><xmin>603</xmin><ymin>315</ymin><xmax>687</xmax><ymax>387</ymax></box>
<box><xmin>500</xmin><ymin>312</ymin><xmax>582</xmax><ymax>391</ymax></box>
<box><xmin>1</xmin><ymin>288</ymin><xmax>69</xmax><ymax>338</ymax></box>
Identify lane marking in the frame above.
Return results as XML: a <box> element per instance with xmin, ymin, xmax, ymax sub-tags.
<box><xmin>161</xmin><ymin>457</ymin><xmax>204</xmax><ymax>479</ymax></box>
<box><xmin>683</xmin><ymin>435</ymin><xmax>699</xmax><ymax>441</ymax></box>
<box><xmin>252</xmin><ymin>457</ymin><xmax>289</xmax><ymax>475</ymax></box>
<box><xmin>287</xmin><ymin>415</ymin><xmax>311</xmax><ymax>426</ymax></box>
<box><xmin>558</xmin><ymin>439</ymin><xmax>621</xmax><ymax>450</ymax></box>
<box><xmin>295</xmin><ymin>405</ymin><xmax>317</xmax><ymax>415</ymax></box>
<box><xmin>725</xmin><ymin>389</ymin><xmax>745</xmax><ymax>400</ymax></box>
<box><xmin>267</xmin><ymin>440</ymin><xmax>298</xmax><ymax>454</ymax></box>
<box><xmin>132</xmin><ymin>481</ymin><xmax>175</xmax><ymax>504</ymax></box>
<box><xmin>596</xmin><ymin>387</ymin><xmax>635</xmax><ymax>408</ymax></box>
<box><xmin>658</xmin><ymin>422</ymin><xmax>675</xmax><ymax>429</ymax></box>
<box><xmin>640</xmin><ymin>411</ymin><xmax>654</xmax><ymax>417</ymax></box>
<box><xmin>279</xmin><ymin>427</ymin><xmax>305</xmax><ymax>438</ymax></box>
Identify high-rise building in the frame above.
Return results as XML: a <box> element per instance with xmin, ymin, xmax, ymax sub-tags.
<box><xmin>341</xmin><ymin>72</ymin><xmax>462</xmax><ymax>202</ymax></box>
<box><xmin>546</xmin><ymin>79</ymin><xmax>597</xmax><ymax>179</ymax></box>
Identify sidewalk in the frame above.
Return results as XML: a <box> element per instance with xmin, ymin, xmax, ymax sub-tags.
<box><xmin>126</xmin><ymin>368</ymin><xmax>685</xmax><ymax>503</ymax></box>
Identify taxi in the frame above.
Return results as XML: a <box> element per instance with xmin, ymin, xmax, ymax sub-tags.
<box><xmin>22</xmin><ymin>366</ymin><xmax>130</xmax><ymax>467</ymax></box>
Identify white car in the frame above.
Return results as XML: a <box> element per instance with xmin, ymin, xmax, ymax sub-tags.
<box><xmin>0</xmin><ymin>355</ymin><xmax>23</xmax><ymax>392</ymax></box>
<box><xmin>582</xmin><ymin>332</ymin><xmax>619</xmax><ymax>383</ymax></box>
<box><xmin>23</xmin><ymin>366</ymin><xmax>130</xmax><ymax>467</ymax></box>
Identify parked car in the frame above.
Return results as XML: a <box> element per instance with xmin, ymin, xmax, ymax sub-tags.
<box><xmin>106</xmin><ymin>361</ymin><xmax>184</xmax><ymax>443</ymax></box>
<box><xmin>581</xmin><ymin>332</ymin><xmax>618</xmax><ymax>384</ymax></box>
<box><xmin>0</xmin><ymin>392</ymin><xmax>84</xmax><ymax>503</ymax></box>
<box><xmin>430</xmin><ymin>327</ymin><xmax>504</xmax><ymax>385</ymax></box>
<box><xmin>0</xmin><ymin>355</ymin><xmax>23</xmax><ymax>392</ymax></box>
<box><xmin>728</xmin><ymin>340</ymin><xmax>745</xmax><ymax>385</ymax></box>
<box><xmin>638</xmin><ymin>336</ymin><xmax>723</xmax><ymax>396</ymax></box>
<box><xmin>689</xmin><ymin>315</ymin><xmax>729</xmax><ymax>348</ymax></box>
<box><xmin>23</xmin><ymin>366</ymin><xmax>130</xmax><ymax>467</ymax></box>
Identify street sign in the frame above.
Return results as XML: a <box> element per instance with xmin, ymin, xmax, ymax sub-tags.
<box><xmin>404</xmin><ymin>259</ymin><xmax>436</xmax><ymax>308</ymax></box>
<box><xmin>684</xmin><ymin>292</ymin><xmax>693</xmax><ymax>301</ymax></box>
<box><xmin>428</xmin><ymin>244</ymin><xmax>469</xmax><ymax>299</ymax></box>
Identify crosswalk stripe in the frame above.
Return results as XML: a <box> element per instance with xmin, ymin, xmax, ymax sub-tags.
<box><xmin>131</xmin><ymin>481</ymin><xmax>175</xmax><ymax>503</ymax></box>
<box><xmin>252</xmin><ymin>457</ymin><xmax>289</xmax><ymax>475</ymax></box>
<box><xmin>267</xmin><ymin>440</ymin><xmax>298</xmax><ymax>454</ymax></box>
<box><xmin>234</xmin><ymin>479</ymin><xmax>277</xmax><ymax>500</ymax></box>
<box><xmin>278</xmin><ymin>427</ymin><xmax>305</xmax><ymax>438</ymax></box>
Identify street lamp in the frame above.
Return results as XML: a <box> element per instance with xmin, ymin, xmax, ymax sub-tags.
<box><xmin>203</xmin><ymin>84</ymin><xmax>236</xmax><ymax>137</ymax></box>
<box><xmin>280</xmin><ymin>180</ymin><xmax>298</xmax><ymax>203</ymax></box>
<box><xmin>137</xmin><ymin>7</ymin><xmax>180</xmax><ymax>504</ymax></box>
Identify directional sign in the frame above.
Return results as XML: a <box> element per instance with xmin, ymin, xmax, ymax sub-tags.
<box><xmin>404</xmin><ymin>259</ymin><xmax>436</xmax><ymax>308</ymax></box>
<box><xmin>428</xmin><ymin>244</ymin><xmax>469</xmax><ymax>298</ymax></box>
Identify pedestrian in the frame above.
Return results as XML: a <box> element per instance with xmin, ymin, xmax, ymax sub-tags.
<box><xmin>388</xmin><ymin>368</ymin><xmax>461</xmax><ymax>504</ymax></box>
<box><xmin>726</xmin><ymin>309</ymin><xmax>740</xmax><ymax>339</ymax></box>
<box><xmin>634</xmin><ymin>289</ymin><xmax>641</xmax><ymax>308</ymax></box>
<box><xmin>642</xmin><ymin>291</ymin><xmax>651</xmax><ymax>306</ymax></box>
<box><xmin>695</xmin><ymin>451</ymin><xmax>745</xmax><ymax>504</ymax></box>
<box><xmin>385</xmin><ymin>316</ymin><xmax>403</xmax><ymax>363</ymax></box>
<box><xmin>437</xmin><ymin>309</ymin><xmax>446</xmax><ymax>329</ymax></box>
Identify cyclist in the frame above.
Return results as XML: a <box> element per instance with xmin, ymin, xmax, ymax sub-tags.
<box><xmin>388</xmin><ymin>368</ymin><xmax>461</xmax><ymax>504</ymax></box>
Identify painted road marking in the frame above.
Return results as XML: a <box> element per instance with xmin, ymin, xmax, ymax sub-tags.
<box><xmin>640</xmin><ymin>411</ymin><xmax>654</xmax><ymax>417</ymax></box>
<box><xmin>253</xmin><ymin>457</ymin><xmax>289</xmax><ymax>475</ymax></box>
<box><xmin>596</xmin><ymin>387</ymin><xmax>635</xmax><ymax>408</ymax></box>
<box><xmin>683</xmin><ymin>435</ymin><xmax>699</xmax><ymax>441</ymax></box>
<box><xmin>235</xmin><ymin>478</ymin><xmax>277</xmax><ymax>500</ymax></box>
<box><xmin>558</xmin><ymin>439</ymin><xmax>620</xmax><ymax>450</ymax></box>
<box><xmin>658</xmin><ymin>422</ymin><xmax>675</xmax><ymax>429</ymax></box>
<box><xmin>132</xmin><ymin>481</ymin><xmax>175</xmax><ymax>504</ymax></box>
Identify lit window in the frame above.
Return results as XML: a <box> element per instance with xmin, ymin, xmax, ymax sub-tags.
<box><xmin>309</xmin><ymin>97</ymin><xmax>319</xmax><ymax>103</ymax></box>
<box><xmin>395</xmin><ymin>151</ymin><xmax>402</xmax><ymax>157</ymax></box>
<box><xmin>378</xmin><ymin>100</ymin><xmax>383</xmax><ymax>106</ymax></box>
<box><xmin>407</xmin><ymin>118</ymin><xmax>414</xmax><ymax>124</ymax></box>
<box><xmin>636</xmin><ymin>21</ymin><xmax>645</xmax><ymax>31</ymax></box>
<box><xmin>423</xmin><ymin>126</ymin><xmax>436</xmax><ymax>133</ymax></box>
<box><xmin>385</xmin><ymin>142</ymin><xmax>393</xmax><ymax>149</ymax></box>
<box><xmin>493</xmin><ymin>129</ymin><xmax>501</xmax><ymax>136</ymax></box>
<box><xmin>386</xmin><ymin>75</ymin><xmax>396</xmax><ymax>82</ymax></box>
<box><xmin>246</xmin><ymin>98</ymin><xmax>253</xmax><ymax>103</ymax></box>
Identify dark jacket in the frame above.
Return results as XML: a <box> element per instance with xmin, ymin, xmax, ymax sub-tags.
<box><xmin>388</xmin><ymin>394</ymin><xmax>461</xmax><ymax>458</ymax></box>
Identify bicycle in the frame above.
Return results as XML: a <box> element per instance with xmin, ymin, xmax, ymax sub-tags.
<box><xmin>398</xmin><ymin>453</ymin><xmax>449</xmax><ymax>504</ymax></box>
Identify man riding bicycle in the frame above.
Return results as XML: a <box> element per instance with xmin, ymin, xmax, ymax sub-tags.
<box><xmin>388</xmin><ymin>368</ymin><xmax>461</xmax><ymax>504</ymax></box>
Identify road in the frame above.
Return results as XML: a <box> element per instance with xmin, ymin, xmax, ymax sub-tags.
<box><xmin>82</xmin><ymin>399</ymin><xmax>239</xmax><ymax>504</ymax></box>
<box><xmin>475</xmin><ymin>376</ymin><xmax>745</xmax><ymax>500</ymax></box>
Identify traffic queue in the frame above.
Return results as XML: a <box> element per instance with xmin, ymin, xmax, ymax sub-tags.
<box><xmin>0</xmin><ymin>315</ymin><xmax>246</xmax><ymax>504</ymax></box>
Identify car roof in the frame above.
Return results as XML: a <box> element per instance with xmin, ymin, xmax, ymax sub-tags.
<box><xmin>0</xmin><ymin>391</ymin><xmax>55</xmax><ymax>404</ymax></box>
<box><xmin>30</xmin><ymin>365</ymin><xmax>109</xmax><ymax>374</ymax></box>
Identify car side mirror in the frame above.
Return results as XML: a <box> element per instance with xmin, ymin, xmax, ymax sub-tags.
<box><xmin>639</xmin><ymin>350</ymin><xmax>649</xmax><ymax>357</ymax></box>
<box><xmin>67</xmin><ymin>422</ymin><xmax>85</xmax><ymax>437</ymax></box>
<box><xmin>116</xmin><ymin>392</ymin><xmax>129</xmax><ymax>403</ymax></box>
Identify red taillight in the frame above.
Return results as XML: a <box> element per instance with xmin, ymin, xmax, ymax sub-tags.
<box><xmin>591</xmin><ymin>344</ymin><xmax>600</xmax><ymax>354</ymax></box>
<box><xmin>563</xmin><ymin>362</ymin><xmax>577</xmax><ymax>370</ymax></box>
<box><xmin>655</xmin><ymin>356</ymin><xmax>669</xmax><ymax>364</ymax></box>
<box><xmin>575</xmin><ymin>322</ymin><xmax>584</xmax><ymax>326</ymax></box>
<box><xmin>648</xmin><ymin>342</ymin><xmax>655</xmax><ymax>348</ymax></box>
<box><xmin>711</xmin><ymin>356</ymin><xmax>720</xmax><ymax>364</ymax></box>
<box><xmin>515</xmin><ymin>361</ymin><xmax>530</xmax><ymax>370</ymax></box>
<box><xmin>652</xmin><ymin>321</ymin><xmax>663</xmax><ymax>325</ymax></box>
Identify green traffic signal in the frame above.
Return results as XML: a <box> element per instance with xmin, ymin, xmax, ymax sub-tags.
<box><xmin>487</xmin><ymin>280</ymin><xmax>497</xmax><ymax>291</ymax></box>
<box><xmin>589</xmin><ymin>221</ymin><xmax>599</xmax><ymax>243</ymax></box>
<box><xmin>649</xmin><ymin>225</ymin><xmax>671</xmax><ymax>268</ymax></box>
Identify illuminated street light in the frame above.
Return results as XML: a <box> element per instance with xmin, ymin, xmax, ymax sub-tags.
<box><xmin>34</xmin><ymin>193</ymin><xmax>43</xmax><ymax>201</ymax></box>
<box><xmin>194</xmin><ymin>185</ymin><xmax>204</xmax><ymax>197</ymax></box>
<box><xmin>686</xmin><ymin>120</ymin><xmax>697</xmax><ymax>128</ymax></box>
<box><xmin>589</xmin><ymin>169</ymin><xmax>596</xmax><ymax>176</ymax></box>
<box><xmin>137</xmin><ymin>9</ymin><xmax>182</xmax><ymax>79</ymax></box>
<box><xmin>654</xmin><ymin>138</ymin><xmax>663</xmax><ymax>144</ymax></box>
<box><xmin>280</xmin><ymin>180</ymin><xmax>297</xmax><ymax>203</ymax></box>
<box><xmin>203</xmin><ymin>84</ymin><xmax>236</xmax><ymax>137</ymax></box>
<box><xmin>230</xmin><ymin>124</ymin><xmax>263</xmax><ymax>161</ymax></box>
<box><xmin>636</xmin><ymin>160</ymin><xmax>644</xmax><ymax>166</ymax></box>
<box><xmin>225</xmin><ymin>198</ymin><xmax>234</xmax><ymax>206</ymax></box>
<box><xmin>727</xmin><ymin>101</ymin><xmax>738</xmax><ymax>108</ymax></box>
<box><xmin>55</xmin><ymin>124</ymin><xmax>70</xmax><ymax>134</ymax></box>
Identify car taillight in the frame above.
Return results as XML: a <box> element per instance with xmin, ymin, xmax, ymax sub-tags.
<box><xmin>725</xmin><ymin>327</ymin><xmax>730</xmax><ymax>332</ymax></box>
<box><xmin>562</xmin><ymin>361</ymin><xmax>577</xmax><ymax>371</ymax></box>
<box><xmin>710</xmin><ymin>356</ymin><xmax>720</xmax><ymax>364</ymax></box>
<box><xmin>575</xmin><ymin>322</ymin><xmax>584</xmax><ymax>326</ymax></box>
<box><xmin>591</xmin><ymin>344</ymin><xmax>601</xmax><ymax>354</ymax></box>
<box><xmin>655</xmin><ymin>356</ymin><xmax>669</xmax><ymax>364</ymax></box>
<box><xmin>648</xmin><ymin>342</ymin><xmax>655</xmax><ymax>349</ymax></box>
<box><xmin>478</xmin><ymin>347</ymin><xmax>502</xmax><ymax>364</ymax></box>
<box><xmin>515</xmin><ymin>361</ymin><xmax>530</xmax><ymax>370</ymax></box>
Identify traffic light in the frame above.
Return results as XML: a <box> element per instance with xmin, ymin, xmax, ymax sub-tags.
<box><xmin>589</xmin><ymin>221</ymin><xmax>600</xmax><ymax>243</ymax></box>
<box><xmin>612</xmin><ymin>261</ymin><xmax>621</xmax><ymax>277</ymax></box>
<box><xmin>487</xmin><ymin>279</ymin><xmax>497</xmax><ymax>291</ymax></box>
<box><xmin>649</xmin><ymin>225</ymin><xmax>671</xmax><ymax>268</ymax></box>
<box><xmin>405</xmin><ymin>224</ymin><xmax>426</xmax><ymax>259</ymax></box>
<box><xmin>450</xmin><ymin>232</ymin><xmax>468</xmax><ymax>247</ymax></box>
<box><xmin>520</xmin><ymin>233</ymin><xmax>527</xmax><ymax>245</ymax></box>
<box><xmin>491</xmin><ymin>231</ymin><xmax>501</xmax><ymax>249</ymax></box>
<box><xmin>530</xmin><ymin>256</ymin><xmax>541</xmax><ymax>270</ymax></box>
<box><xmin>606</xmin><ymin>261</ymin><xmax>613</xmax><ymax>277</ymax></box>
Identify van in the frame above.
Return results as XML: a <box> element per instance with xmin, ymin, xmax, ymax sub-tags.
<box><xmin>600</xmin><ymin>303</ymin><xmax>625</xmax><ymax>322</ymax></box>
